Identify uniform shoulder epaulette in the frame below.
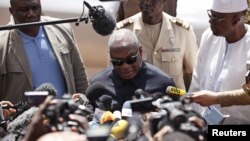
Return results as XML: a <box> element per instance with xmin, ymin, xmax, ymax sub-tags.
<box><xmin>170</xmin><ymin>17</ymin><xmax>190</xmax><ymax>30</ymax></box>
<box><xmin>116</xmin><ymin>17</ymin><xmax>134</xmax><ymax>29</ymax></box>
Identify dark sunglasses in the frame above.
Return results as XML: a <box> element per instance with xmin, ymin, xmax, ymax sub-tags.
<box><xmin>110</xmin><ymin>51</ymin><xmax>139</xmax><ymax>66</ymax></box>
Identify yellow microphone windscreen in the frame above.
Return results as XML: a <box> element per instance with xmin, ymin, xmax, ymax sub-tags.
<box><xmin>110</xmin><ymin>119</ymin><xmax>129</xmax><ymax>140</ymax></box>
<box><xmin>100</xmin><ymin>111</ymin><xmax>115</xmax><ymax>124</ymax></box>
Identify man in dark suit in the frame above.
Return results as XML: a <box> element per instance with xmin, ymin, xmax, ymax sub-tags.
<box><xmin>90</xmin><ymin>29</ymin><xmax>176</xmax><ymax>111</ymax></box>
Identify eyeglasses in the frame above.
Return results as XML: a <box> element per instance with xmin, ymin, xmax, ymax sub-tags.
<box><xmin>110</xmin><ymin>51</ymin><xmax>139</xmax><ymax>66</ymax></box>
<box><xmin>207</xmin><ymin>10</ymin><xmax>233</xmax><ymax>22</ymax></box>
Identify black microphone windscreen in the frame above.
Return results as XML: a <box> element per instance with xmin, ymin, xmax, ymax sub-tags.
<box><xmin>98</xmin><ymin>95</ymin><xmax>113</xmax><ymax>111</ymax></box>
<box><xmin>92</xmin><ymin>10</ymin><xmax>116</xmax><ymax>36</ymax></box>
<box><xmin>84</xmin><ymin>1</ymin><xmax>116</xmax><ymax>36</ymax></box>
<box><xmin>86</xmin><ymin>81</ymin><xmax>106</xmax><ymax>100</ymax></box>
<box><xmin>99</xmin><ymin>95</ymin><xmax>112</xmax><ymax>104</ymax></box>
<box><xmin>134</xmin><ymin>89</ymin><xmax>145</xmax><ymax>99</ymax></box>
<box><xmin>35</xmin><ymin>83</ymin><xmax>57</xmax><ymax>96</ymax></box>
<box><xmin>152</xmin><ymin>92</ymin><xmax>163</xmax><ymax>100</ymax></box>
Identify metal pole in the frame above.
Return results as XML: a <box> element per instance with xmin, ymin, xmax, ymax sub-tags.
<box><xmin>0</xmin><ymin>17</ymin><xmax>88</xmax><ymax>31</ymax></box>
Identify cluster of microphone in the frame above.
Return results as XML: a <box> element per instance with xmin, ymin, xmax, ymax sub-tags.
<box><xmin>0</xmin><ymin>81</ymin><xmax>207</xmax><ymax>141</ymax></box>
<box><xmin>83</xmin><ymin>82</ymin><xmax>207</xmax><ymax>141</ymax></box>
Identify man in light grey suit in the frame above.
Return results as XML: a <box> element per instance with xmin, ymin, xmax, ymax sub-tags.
<box><xmin>0</xmin><ymin>0</ymin><xmax>89</xmax><ymax>103</ymax></box>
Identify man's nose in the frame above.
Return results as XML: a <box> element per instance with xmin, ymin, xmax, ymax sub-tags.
<box><xmin>27</xmin><ymin>9</ymin><xmax>36</xmax><ymax>17</ymax></box>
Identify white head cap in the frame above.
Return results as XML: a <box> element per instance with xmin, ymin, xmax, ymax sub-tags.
<box><xmin>211</xmin><ymin>0</ymin><xmax>248</xmax><ymax>13</ymax></box>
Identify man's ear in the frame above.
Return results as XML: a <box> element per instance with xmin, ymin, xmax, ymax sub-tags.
<box><xmin>232</xmin><ymin>15</ymin><xmax>241</xmax><ymax>26</ymax></box>
<box><xmin>139</xmin><ymin>45</ymin><xmax>142</xmax><ymax>55</ymax></box>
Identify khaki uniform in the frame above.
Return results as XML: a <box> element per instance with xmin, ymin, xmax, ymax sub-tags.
<box><xmin>218</xmin><ymin>84</ymin><xmax>250</xmax><ymax>107</ymax></box>
<box><xmin>116</xmin><ymin>12</ymin><xmax>198</xmax><ymax>90</ymax></box>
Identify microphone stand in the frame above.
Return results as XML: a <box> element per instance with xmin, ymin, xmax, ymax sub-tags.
<box><xmin>0</xmin><ymin>1</ymin><xmax>92</xmax><ymax>31</ymax></box>
<box><xmin>0</xmin><ymin>17</ymin><xmax>89</xmax><ymax>31</ymax></box>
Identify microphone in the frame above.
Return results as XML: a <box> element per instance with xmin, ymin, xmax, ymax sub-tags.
<box><xmin>7</xmin><ymin>107</ymin><xmax>38</xmax><ymax>133</ymax></box>
<box><xmin>0</xmin><ymin>2</ymin><xmax>115</xmax><ymax>37</ymax></box>
<box><xmin>110</xmin><ymin>119</ymin><xmax>129</xmax><ymax>140</ymax></box>
<box><xmin>84</xmin><ymin>1</ymin><xmax>116</xmax><ymax>36</ymax></box>
<box><xmin>99</xmin><ymin>111</ymin><xmax>115</xmax><ymax>125</ymax></box>
<box><xmin>122</xmin><ymin>89</ymin><xmax>147</xmax><ymax>117</ymax></box>
<box><xmin>134</xmin><ymin>89</ymin><xmax>146</xmax><ymax>99</ymax></box>
<box><xmin>166</xmin><ymin>86</ymin><xmax>192</xmax><ymax>101</ymax></box>
<box><xmin>152</xmin><ymin>92</ymin><xmax>163</xmax><ymax>100</ymax></box>
<box><xmin>97</xmin><ymin>95</ymin><xmax>113</xmax><ymax>111</ymax></box>
<box><xmin>113</xmin><ymin>111</ymin><xmax>122</xmax><ymax>120</ymax></box>
<box><xmin>110</xmin><ymin>111</ymin><xmax>122</xmax><ymax>128</ymax></box>
<box><xmin>86</xmin><ymin>82</ymin><xmax>106</xmax><ymax>101</ymax></box>
<box><xmin>166</xmin><ymin>86</ymin><xmax>186</xmax><ymax>96</ymax></box>
<box><xmin>35</xmin><ymin>83</ymin><xmax>57</xmax><ymax>96</ymax></box>
<box><xmin>23</xmin><ymin>83</ymin><xmax>56</xmax><ymax>107</ymax></box>
<box><xmin>121</xmin><ymin>101</ymin><xmax>132</xmax><ymax>117</ymax></box>
<box><xmin>166</xmin><ymin>86</ymin><xmax>213</xmax><ymax>112</ymax></box>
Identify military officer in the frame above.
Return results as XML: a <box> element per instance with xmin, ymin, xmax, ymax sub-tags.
<box><xmin>116</xmin><ymin>0</ymin><xmax>177</xmax><ymax>22</ymax></box>
<box><xmin>116</xmin><ymin>0</ymin><xmax>198</xmax><ymax>90</ymax></box>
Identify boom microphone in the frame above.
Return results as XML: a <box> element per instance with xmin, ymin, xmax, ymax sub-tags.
<box><xmin>84</xmin><ymin>1</ymin><xmax>116</xmax><ymax>36</ymax></box>
<box><xmin>0</xmin><ymin>2</ymin><xmax>115</xmax><ymax>37</ymax></box>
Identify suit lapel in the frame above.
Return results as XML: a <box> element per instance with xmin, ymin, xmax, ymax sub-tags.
<box><xmin>43</xmin><ymin>25</ymin><xmax>67</xmax><ymax>78</ymax></box>
<box><xmin>9</xmin><ymin>30</ymin><xmax>33</xmax><ymax>86</ymax></box>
